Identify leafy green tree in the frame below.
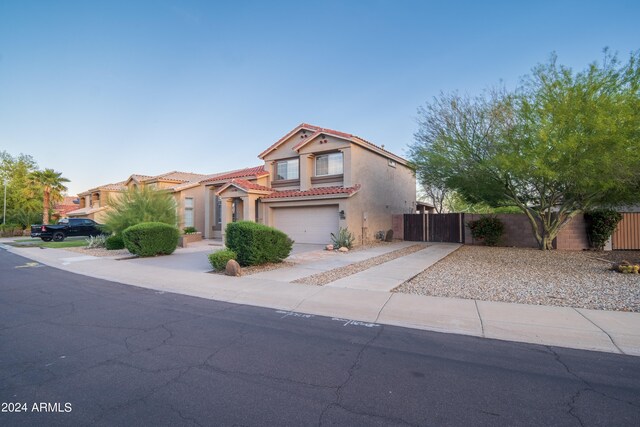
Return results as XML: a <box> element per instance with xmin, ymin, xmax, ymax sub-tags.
<box><xmin>410</xmin><ymin>50</ymin><xmax>640</xmax><ymax>249</ymax></box>
<box><xmin>29</xmin><ymin>168</ymin><xmax>70</xmax><ymax>224</ymax></box>
<box><xmin>0</xmin><ymin>151</ymin><xmax>42</xmax><ymax>226</ymax></box>
<box><xmin>104</xmin><ymin>186</ymin><xmax>177</xmax><ymax>236</ymax></box>
<box><xmin>416</xmin><ymin>170</ymin><xmax>450</xmax><ymax>213</ymax></box>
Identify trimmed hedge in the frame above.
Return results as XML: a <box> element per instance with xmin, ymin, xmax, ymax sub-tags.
<box><xmin>208</xmin><ymin>249</ymin><xmax>237</xmax><ymax>271</ymax></box>
<box><xmin>122</xmin><ymin>222</ymin><xmax>179</xmax><ymax>257</ymax></box>
<box><xmin>467</xmin><ymin>216</ymin><xmax>504</xmax><ymax>246</ymax></box>
<box><xmin>584</xmin><ymin>210</ymin><xmax>623</xmax><ymax>251</ymax></box>
<box><xmin>105</xmin><ymin>234</ymin><xmax>125</xmax><ymax>250</ymax></box>
<box><xmin>225</xmin><ymin>221</ymin><xmax>293</xmax><ymax>266</ymax></box>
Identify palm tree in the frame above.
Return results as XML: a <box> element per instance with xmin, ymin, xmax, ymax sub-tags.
<box><xmin>29</xmin><ymin>169</ymin><xmax>70</xmax><ymax>224</ymax></box>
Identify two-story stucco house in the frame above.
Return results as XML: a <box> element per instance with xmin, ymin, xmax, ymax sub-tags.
<box><xmin>68</xmin><ymin>181</ymin><xmax>128</xmax><ymax>222</ymax></box>
<box><xmin>205</xmin><ymin>123</ymin><xmax>416</xmax><ymax>245</ymax></box>
<box><xmin>68</xmin><ymin>171</ymin><xmax>216</xmax><ymax>232</ymax></box>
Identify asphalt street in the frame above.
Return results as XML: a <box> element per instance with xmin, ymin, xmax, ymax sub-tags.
<box><xmin>1</xmin><ymin>249</ymin><xmax>639</xmax><ymax>426</ymax></box>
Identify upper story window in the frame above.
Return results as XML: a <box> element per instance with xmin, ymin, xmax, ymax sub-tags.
<box><xmin>316</xmin><ymin>152</ymin><xmax>343</xmax><ymax>176</ymax></box>
<box><xmin>275</xmin><ymin>158</ymin><xmax>299</xmax><ymax>180</ymax></box>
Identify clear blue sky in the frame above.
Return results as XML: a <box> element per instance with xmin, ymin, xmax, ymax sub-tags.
<box><xmin>1</xmin><ymin>0</ymin><xmax>638</xmax><ymax>195</ymax></box>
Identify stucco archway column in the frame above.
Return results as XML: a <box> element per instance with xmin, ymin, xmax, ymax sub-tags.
<box><xmin>204</xmin><ymin>187</ymin><xmax>213</xmax><ymax>239</ymax></box>
<box><xmin>242</xmin><ymin>196</ymin><xmax>253</xmax><ymax>223</ymax></box>
<box><xmin>221</xmin><ymin>198</ymin><xmax>234</xmax><ymax>242</ymax></box>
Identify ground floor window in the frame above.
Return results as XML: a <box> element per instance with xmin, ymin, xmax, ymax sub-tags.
<box><xmin>184</xmin><ymin>197</ymin><xmax>194</xmax><ymax>228</ymax></box>
<box><xmin>215</xmin><ymin>196</ymin><xmax>222</xmax><ymax>225</ymax></box>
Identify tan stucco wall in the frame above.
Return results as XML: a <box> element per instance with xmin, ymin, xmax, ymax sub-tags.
<box><xmin>344</xmin><ymin>144</ymin><xmax>416</xmax><ymax>244</ymax></box>
<box><xmin>262</xmin><ymin>130</ymin><xmax>308</xmax><ymax>163</ymax></box>
<box><xmin>174</xmin><ymin>185</ymin><xmax>206</xmax><ymax>233</ymax></box>
<box><xmin>257</xmin><ymin>132</ymin><xmax>415</xmax><ymax>245</ymax></box>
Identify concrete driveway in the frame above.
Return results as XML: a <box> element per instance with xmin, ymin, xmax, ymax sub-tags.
<box><xmin>127</xmin><ymin>241</ymin><xmax>326</xmax><ymax>273</ymax></box>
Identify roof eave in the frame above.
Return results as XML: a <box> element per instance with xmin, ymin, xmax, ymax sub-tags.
<box><xmin>260</xmin><ymin>191</ymin><xmax>357</xmax><ymax>203</ymax></box>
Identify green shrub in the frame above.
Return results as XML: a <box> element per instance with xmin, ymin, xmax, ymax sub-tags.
<box><xmin>0</xmin><ymin>223</ymin><xmax>21</xmax><ymax>238</ymax></box>
<box><xmin>331</xmin><ymin>227</ymin><xmax>355</xmax><ymax>249</ymax></box>
<box><xmin>85</xmin><ymin>234</ymin><xmax>107</xmax><ymax>249</ymax></box>
<box><xmin>105</xmin><ymin>234</ymin><xmax>125</xmax><ymax>250</ymax></box>
<box><xmin>225</xmin><ymin>221</ymin><xmax>293</xmax><ymax>266</ymax></box>
<box><xmin>122</xmin><ymin>222</ymin><xmax>179</xmax><ymax>257</ymax></box>
<box><xmin>183</xmin><ymin>226</ymin><xmax>197</xmax><ymax>234</ymax></box>
<box><xmin>584</xmin><ymin>210</ymin><xmax>623</xmax><ymax>251</ymax></box>
<box><xmin>467</xmin><ymin>216</ymin><xmax>504</xmax><ymax>246</ymax></box>
<box><xmin>103</xmin><ymin>186</ymin><xmax>177</xmax><ymax>236</ymax></box>
<box><xmin>208</xmin><ymin>249</ymin><xmax>237</xmax><ymax>271</ymax></box>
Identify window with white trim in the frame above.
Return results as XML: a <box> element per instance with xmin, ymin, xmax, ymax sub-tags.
<box><xmin>215</xmin><ymin>196</ymin><xmax>221</xmax><ymax>225</ymax></box>
<box><xmin>275</xmin><ymin>158</ymin><xmax>299</xmax><ymax>180</ymax></box>
<box><xmin>315</xmin><ymin>152</ymin><xmax>343</xmax><ymax>176</ymax></box>
<box><xmin>184</xmin><ymin>197</ymin><xmax>194</xmax><ymax>228</ymax></box>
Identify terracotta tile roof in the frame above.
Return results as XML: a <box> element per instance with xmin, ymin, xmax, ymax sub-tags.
<box><xmin>150</xmin><ymin>171</ymin><xmax>211</xmax><ymax>183</ymax></box>
<box><xmin>129</xmin><ymin>174</ymin><xmax>154</xmax><ymax>182</ymax></box>
<box><xmin>100</xmin><ymin>181</ymin><xmax>127</xmax><ymax>191</ymax></box>
<box><xmin>201</xmin><ymin>166</ymin><xmax>268</xmax><ymax>183</ymax></box>
<box><xmin>67</xmin><ymin>206</ymin><xmax>107</xmax><ymax>216</ymax></box>
<box><xmin>53</xmin><ymin>197</ymin><xmax>80</xmax><ymax>216</ymax></box>
<box><xmin>258</xmin><ymin>123</ymin><xmax>408</xmax><ymax>164</ymax></box>
<box><xmin>227</xmin><ymin>179</ymin><xmax>273</xmax><ymax>192</ymax></box>
<box><xmin>262</xmin><ymin>184</ymin><xmax>361</xmax><ymax>200</ymax></box>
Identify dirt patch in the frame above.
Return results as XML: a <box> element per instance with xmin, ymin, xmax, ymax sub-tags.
<box><xmin>588</xmin><ymin>250</ymin><xmax>640</xmax><ymax>264</ymax></box>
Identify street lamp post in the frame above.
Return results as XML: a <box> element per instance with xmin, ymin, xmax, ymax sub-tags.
<box><xmin>3</xmin><ymin>178</ymin><xmax>6</xmax><ymax>225</ymax></box>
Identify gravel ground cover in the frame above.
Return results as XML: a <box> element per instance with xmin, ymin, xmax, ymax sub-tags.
<box><xmin>209</xmin><ymin>261</ymin><xmax>296</xmax><ymax>276</ymax></box>
<box><xmin>396</xmin><ymin>246</ymin><xmax>640</xmax><ymax>312</ymax></box>
<box><xmin>293</xmin><ymin>244</ymin><xmax>428</xmax><ymax>286</ymax></box>
<box><xmin>64</xmin><ymin>246</ymin><xmax>132</xmax><ymax>258</ymax></box>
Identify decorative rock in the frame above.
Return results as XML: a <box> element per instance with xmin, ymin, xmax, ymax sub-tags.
<box><xmin>384</xmin><ymin>229</ymin><xmax>394</xmax><ymax>242</ymax></box>
<box><xmin>338</xmin><ymin>247</ymin><xmax>349</xmax><ymax>253</ymax></box>
<box><xmin>225</xmin><ymin>259</ymin><xmax>242</xmax><ymax>276</ymax></box>
<box><xmin>326</xmin><ymin>244</ymin><xmax>334</xmax><ymax>251</ymax></box>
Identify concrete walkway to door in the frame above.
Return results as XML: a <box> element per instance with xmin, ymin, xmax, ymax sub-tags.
<box><xmin>250</xmin><ymin>241</ymin><xmax>450</xmax><ymax>286</ymax></box>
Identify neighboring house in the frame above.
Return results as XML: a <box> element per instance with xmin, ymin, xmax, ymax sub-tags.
<box><xmin>207</xmin><ymin>123</ymin><xmax>416</xmax><ymax>245</ymax></box>
<box><xmin>68</xmin><ymin>182</ymin><xmax>127</xmax><ymax>222</ymax></box>
<box><xmin>51</xmin><ymin>196</ymin><xmax>80</xmax><ymax>221</ymax></box>
<box><xmin>68</xmin><ymin>171</ymin><xmax>217</xmax><ymax>231</ymax></box>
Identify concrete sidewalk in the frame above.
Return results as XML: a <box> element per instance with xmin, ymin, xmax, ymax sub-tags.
<box><xmin>3</xmin><ymin>242</ymin><xmax>640</xmax><ymax>357</ymax></box>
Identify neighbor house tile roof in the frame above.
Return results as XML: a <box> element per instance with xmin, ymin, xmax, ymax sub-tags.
<box><xmin>201</xmin><ymin>166</ymin><xmax>268</xmax><ymax>183</ymax></box>
<box><xmin>261</xmin><ymin>184</ymin><xmax>361</xmax><ymax>200</ymax></box>
<box><xmin>129</xmin><ymin>174</ymin><xmax>155</xmax><ymax>182</ymax></box>
<box><xmin>99</xmin><ymin>181</ymin><xmax>127</xmax><ymax>191</ymax></box>
<box><xmin>258</xmin><ymin>123</ymin><xmax>408</xmax><ymax>164</ymax></box>
<box><xmin>53</xmin><ymin>196</ymin><xmax>80</xmax><ymax>216</ymax></box>
<box><xmin>67</xmin><ymin>206</ymin><xmax>107</xmax><ymax>216</ymax></box>
<box><xmin>151</xmin><ymin>171</ymin><xmax>211</xmax><ymax>183</ymax></box>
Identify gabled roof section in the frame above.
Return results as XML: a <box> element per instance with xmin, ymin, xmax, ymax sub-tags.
<box><xmin>202</xmin><ymin>166</ymin><xmax>268</xmax><ymax>184</ymax></box>
<box><xmin>78</xmin><ymin>181</ymin><xmax>127</xmax><ymax>195</ymax></box>
<box><xmin>216</xmin><ymin>178</ymin><xmax>274</xmax><ymax>196</ymax></box>
<box><xmin>258</xmin><ymin>123</ymin><xmax>409</xmax><ymax>165</ymax></box>
<box><xmin>149</xmin><ymin>171</ymin><xmax>210</xmax><ymax>183</ymax></box>
<box><xmin>67</xmin><ymin>206</ymin><xmax>108</xmax><ymax>216</ymax></box>
<box><xmin>261</xmin><ymin>184</ymin><xmax>361</xmax><ymax>200</ymax></box>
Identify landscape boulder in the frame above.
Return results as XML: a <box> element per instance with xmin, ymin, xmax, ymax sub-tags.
<box><xmin>225</xmin><ymin>259</ymin><xmax>243</xmax><ymax>276</ymax></box>
<box><xmin>326</xmin><ymin>244</ymin><xmax>334</xmax><ymax>251</ymax></box>
<box><xmin>338</xmin><ymin>247</ymin><xmax>349</xmax><ymax>253</ymax></box>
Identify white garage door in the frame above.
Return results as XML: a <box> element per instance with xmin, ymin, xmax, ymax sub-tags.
<box><xmin>273</xmin><ymin>205</ymin><xmax>339</xmax><ymax>244</ymax></box>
